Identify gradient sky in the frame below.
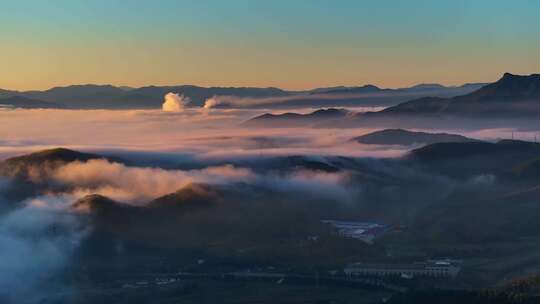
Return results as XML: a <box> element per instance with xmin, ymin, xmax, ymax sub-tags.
<box><xmin>2</xmin><ymin>0</ymin><xmax>540</xmax><ymax>90</ymax></box>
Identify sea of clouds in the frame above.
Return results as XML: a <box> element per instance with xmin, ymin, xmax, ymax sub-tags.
<box><xmin>1</xmin><ymin>94</ymin><xmax>540</xmax><ymax>301</ymax></box>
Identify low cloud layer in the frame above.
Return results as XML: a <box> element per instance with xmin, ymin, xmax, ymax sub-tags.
<box><xmin>53</xmin><ymin>160</ymin><xmax>255</xmax><ymax>204</ymax></box>
<box><xmin>201</xmin><ymin>91</ymin><xmax>443</xmax><ymax>109</ymax></box>
<box><xmin>38</xmin><ymin>157</ymin><xmax>351</xmax><ymax>206</ymax></box>
<box><xmin>0</xmin><ymin>108</ymin><xmax>413</xmax><ymax>161</ymax></box>
<box><xmin>3</xmin><ymin>107</ymin><xmax>540</xmax><ymax>168</ymax></box>
<box><xmin>0</xmin><ymin>155</ymin><xmax>353</xmax><ymax>301</ymax></box>
<box><xmin>0</xmin><ymin>105</ymin><xmax>526</xmax><ymax>301</ymax></box>
<box><xmin>0</xmin><ymin>195</ymin><xmax>86</xmax><ymax>301</ymax></box>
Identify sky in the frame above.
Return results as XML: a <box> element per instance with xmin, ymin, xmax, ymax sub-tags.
<box><xmin>1</xmin><ymin>0</ymin><xmax>540</xmax><ymax>91</ymax></box>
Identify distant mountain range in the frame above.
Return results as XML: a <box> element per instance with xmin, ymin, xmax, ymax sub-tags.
<box><xmin>353</xmin><ymin>129</ymin><xmax>477</xmax><ymax>146</ymax></box>
<box><xmin>372</xmin><ymin>73</ymin><xmax>540</xmax><ymax>117</ymax></box>
<box><xmin>0</xmin><ymin>81</ymin><xmax>486</xmax><ymax>109</ymax></box>
<box><xmin>311</xmin><ymin>82</ymin><xmax>483</xmax><ymax>95</ymax></box>
<box><xmin>0</xmin><ymin>96</ymin><xmax>63</xmax><ymax>109</ymax></box>
<box><xmin>243</xmin><ymin>108</ymin><xmax>350</xmax><ymax>127</ymax></box>
<box><xmin>0</xmin><ymin>84</ymin><xmax>289</xmax><ymax>109</ymax></box>
<box><xmin>247</xmin><ymin>73</ymin><xmax>540</xmax><ymax>127</ymax></box>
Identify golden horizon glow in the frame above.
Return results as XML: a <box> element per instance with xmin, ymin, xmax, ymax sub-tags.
<box><xmin>1</xmin><ymin>0</ymin><xmax>540</xmax><ymax>91</ymax></box>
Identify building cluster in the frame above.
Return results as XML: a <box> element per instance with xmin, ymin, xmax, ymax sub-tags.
<box><xmin>344</xmin><ymin>259</ymin><xmax>462</xmax><ymax>278</ymax></box>
<box><xmin>321</xmin><ymin>220</ymin><xmax>392</xmax><ymax>244</ymax></box>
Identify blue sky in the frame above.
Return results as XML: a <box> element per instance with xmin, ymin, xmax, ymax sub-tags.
<box><xmin>1</xmin><ymin>0</ymin><xmax>540</xmax><ymax>90</ymax></box>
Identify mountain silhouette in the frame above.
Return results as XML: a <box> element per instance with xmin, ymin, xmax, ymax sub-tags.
<box><xmin>0</xmin><ymin>96</ymin><xmax>63</xmax><ymax>109</ymax></box>
<box><xmin>354</xmin><ymin>129</ymin><xmax>477</xmax><ymax>146</ymax></box>
<box><xmin>377</xmin><ymin>73</ymin><xmax>540</xmax><ymax>117</ymax></box>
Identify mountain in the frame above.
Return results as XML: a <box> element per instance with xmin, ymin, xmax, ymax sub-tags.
<box><xmin>239</xmin><ymin>80</ymin><xmax>497</xmax><ymax>128</ymax></box>
<box><xmin>148</xmin><ymin>183</ymin><xmax>220</xmax><ymax>210</ymax></box>
<box><xmin>2</xmin><ymin>147</ymin><xmax>101</xmax><ymax>165</ymax></box>
<box><xmin>457</xmin><ymin>73</ymin><xmax>540</xmax><ymax>103</ymax></box>
<box><xmin>377</xmin><ymin>96</ymin><xmax>450</xmax><ymax>115</ymax></box>
<box><xmin>353</xmin><ymin>129</ymin><xmax>477</xmax><ymax>146</ymax></box>
<box><xmin>0</xmin><ymin>85</ymin><xmax>290</xmax><ymax>109</ymax></box>
<box><xmin>68</xmin><ymin>182</ymin><xmax>313</xmax><ymax>250</ymax></box>
<box><xmin>22</xmin><ymin>85</ymin><xmax>130</xmax><ymax>108</ymax></box>
<box><xmin>0</xmin><ymin>148</ymin><xmax>107</xmax><ymax>180</ymax></box>
<box><xmin>0</xmin><ymin>88</ymin><xmax>17</xmax><ymax>97</ymax></box>
<box><xmin>0</xmin><ymin>81</ymin><xmax>487</xmax><ymax>109</ymax></box>
<box><xmin>243</xmin><ymin>108</ymin><xmax>349</xmax><ymax>127</ymax></box>
<box><xmin>0</xmin><ymin>148</ymin><xmax>112</xmax><ymax>202</ymax></box>
<box><xmin>410</xmin><ymin>139</ymin><xmax>540</xmax><ymax>161</ymax></box>
<box><xmin>311</xmin><ymin>83</ymin><xmax>486</xmax><ymax>96</ymax></box>
<box><xmin>71</xmin><ymin>194</ymin><xmax>126</xmax><ymax>214</ymax></box>
<box><xmin>127</xmin><ymin>85</ymin><xmax>290</xmax><ymax>108</ymax></box>
<box><xmin>0</xmin><ymin>96</ymin><xmax>63</xmax><ymax>109</ymax></box>
<box><xmin>404</xmin><ymin>140</ymin><xmax>540</xmax><ymax>245</ymax></box>
<box><xmin>405</xmin><ymin>83</ymin><xmax>447</xmax><ymax>91</ymax></box>
<box><xmin>70</xmin><ymin>185</ymin><xmax>232</xmax><ymax>245</ymax></box>
<box><xmin>314</xmin><ymin>84</ymin><xmax>383</xmax><ymax>94</ymax></box>
<box><xmin>306</xmin><ymin>86</ymin><xmax>358</xmax><ymax>94</ymax></box>
<box><xmin>372</xmin><ymin>73</ymin><xmax>540</xmax><ymax>118</ymax></box>
<box><xmin>405</xmin><ymin>139</ymin><xmax>540</xmax><ymax>179</ymax></box>
<box><xmin>280</xmin><ymin>83</ymin><xmax>486</xmax><ymax>109</ymax></box>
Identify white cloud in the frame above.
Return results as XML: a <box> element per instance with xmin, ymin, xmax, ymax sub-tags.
<box><xmin>162</xmin><ymin>92</ymin><xmax>190</xmax><ymax>112</ymax></box>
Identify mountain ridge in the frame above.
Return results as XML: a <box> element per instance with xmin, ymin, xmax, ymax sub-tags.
<box><xmin>243</xmin><ymin>108</ymin><xmax>349</xmax><ymax>127</ymax></box>
<box><xmin>0</xmin><ymin>96</ymin><xmax>63</xmax><ymax>109</ymax></box>
<box><xmin>354</xmin><ymin>129</ymin><xmax>477</xmax><ymax>146</ymax></box>
<box><xmin>0</xmin><ymin>81</ymin><xmax>487</xmax><ymax>109</ymax></box>
<box><xmin>373</xmin><ymin>73</ymin><xmax>540</xmax><ymax>117</ymax></box>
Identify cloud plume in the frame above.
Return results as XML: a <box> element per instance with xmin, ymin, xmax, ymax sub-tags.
<box><xmin>52</xmin><ymin>159</ymin><xmax>255</xmax><ymax>203</ymax></box>
<box><xmin>162</xmin><ymin>92</ymin><xmax>190</xmax><ymax>112</ymax></box>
